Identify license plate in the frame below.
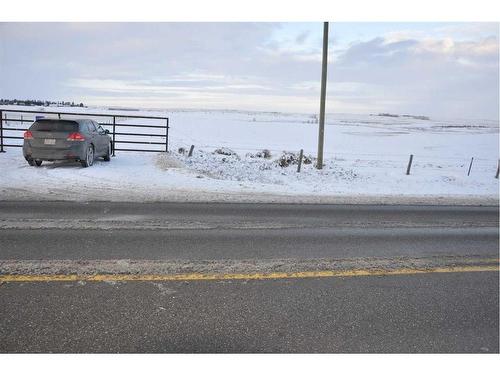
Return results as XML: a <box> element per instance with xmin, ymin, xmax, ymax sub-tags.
<box><xmin>44</xmin><ymin>139</ymin><xmax>56</xmax><ymax>145</ymax></box>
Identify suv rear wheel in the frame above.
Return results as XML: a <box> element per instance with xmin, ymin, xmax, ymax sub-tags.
<box><xmin>81</xmin><ymin>145</ymin><xmax>94</xmax><ymax>168</ymax></box>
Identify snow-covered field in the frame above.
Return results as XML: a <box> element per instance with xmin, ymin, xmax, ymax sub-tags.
<box><xmin>0</xmin><ymin>105</ymin><xmax>498</xmax><ymax>204</ymax></box>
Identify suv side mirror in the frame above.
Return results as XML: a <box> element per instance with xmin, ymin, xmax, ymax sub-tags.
<box><xmin>104</xmin><ymin>129</ymin><xmax>110</xmax><ymax>134</ymax></box>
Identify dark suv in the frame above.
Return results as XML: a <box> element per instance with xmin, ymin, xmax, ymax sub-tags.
<box><xmin>23</xmin><ymin>119</ymin><xmax>112</xmax><ymax>167</ymax></box>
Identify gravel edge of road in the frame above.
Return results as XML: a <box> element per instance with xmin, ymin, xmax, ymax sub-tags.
<box><xmin>1</xmin><ymin>255</ymin><xmax>498</xmax><ymax>276</ymax></box>
<box><xmin>0</xmin><ymin>188</ymin><xmax>498</xmax><ymax>206</ymax></box>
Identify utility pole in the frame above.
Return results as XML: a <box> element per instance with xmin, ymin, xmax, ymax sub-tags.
<box><xmin>316</xmin><ymin>22</ymin><xmax>329</xmax><ymax>169</ymax></box>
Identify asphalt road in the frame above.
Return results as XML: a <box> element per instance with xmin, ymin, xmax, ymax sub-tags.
<box><xmin>0</xmin><ymin>272</ymin><xmax>498</xmax><ymax>353</ymax></box>
<box><xmin>0</xmin><ymin>201</ymin><xmax>498</xmax><ymax>260</ymax></box>
<box><xmin>0</xmin><ymin>201</ymin><xmax>498</xmax><ymax>353</ymax></box>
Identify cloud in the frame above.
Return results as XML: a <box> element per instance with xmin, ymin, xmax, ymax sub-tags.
<box><xmin>0</xmin><ymin>22</ymin><xmax>498</xmax><ymax>119</ymax></box>
<box><xmin>327</xmin><ymin>33</ymin><xmax>499</xmax><ymax>118</ymax></box>
<box><xmin>66</xmin><ymin>77</ymin><xmax>271</xmax><ymax>95</ymax></box>
<box><xmin>295</xmin><ymin>31</ymin><xmax>310</xmax><ymax>45</ymax></box>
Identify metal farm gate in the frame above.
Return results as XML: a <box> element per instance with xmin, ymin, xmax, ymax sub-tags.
<box><xmin>0</xmin><ymin>109</ymin><xmax>169</xmax><ymax>155</ymax></box>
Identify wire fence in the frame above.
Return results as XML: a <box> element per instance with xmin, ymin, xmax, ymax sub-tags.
<box><xmin>174</xmin><ymin>142</ymin><xmax>499</xmax><ymax>178</ymax></box>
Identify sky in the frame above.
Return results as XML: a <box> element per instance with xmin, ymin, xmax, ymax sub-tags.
<box><xmin>0</xmin><ymin>22</ymin><xmax>498</xmax><ymax>119</ymax></box>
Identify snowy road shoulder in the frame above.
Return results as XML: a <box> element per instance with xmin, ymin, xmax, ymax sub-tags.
<box><xmin>0</xmin><ymin>148</ymin><xmax>497</xmax><ymax>205</ymax></box>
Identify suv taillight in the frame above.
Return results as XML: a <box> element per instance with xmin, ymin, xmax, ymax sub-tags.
<box><xmin>67</xmin><ymin>132</ymin><xmax>85</xmax><ymax>141</ymax></box>
<box><xmin>23</xmin><ymin>131</ymin><xmax>34</xmax><ymax>140</ymax></box>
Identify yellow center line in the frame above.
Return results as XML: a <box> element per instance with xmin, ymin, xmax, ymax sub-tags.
<box><xmin>0</xmin><ymin>265</ymin><xmax>498</xmax><ymax>282</ymax></box>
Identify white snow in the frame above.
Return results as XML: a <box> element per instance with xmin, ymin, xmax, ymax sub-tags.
<box><xmin>0</xmin><ymin>105</ymin><xmax>498</xmax><ymax>204</ymax></box>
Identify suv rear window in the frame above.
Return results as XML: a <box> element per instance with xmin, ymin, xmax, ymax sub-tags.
<box><xmin>30</xmin><ymin>120</ymin><xmax>79</xmax><ymax>132</ymax></box>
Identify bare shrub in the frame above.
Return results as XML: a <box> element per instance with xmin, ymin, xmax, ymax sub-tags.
<box><xmin>278</xmin><ymin>152</ymin><xmax>298</xmax><ymax>167</ymax></box>
<box><xmin>256</xmin><ymin>149</ymin><xmax>271</xmax><ymax>159</ymax></box>
<box><xmin>247</xmin><ymin>149</ymin><xmax>272</xmax><ymax>159</ymax></box>
<box><xmin>214</xmin><ymin>147</ymin><xmax>238</xmax><ymax>157</ymax></box>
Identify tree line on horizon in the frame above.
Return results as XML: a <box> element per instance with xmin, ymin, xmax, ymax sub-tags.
<box><xmin>0</xmin><ymin>99</ymin><xmax>85</xmax><ymax>107</ymax></box>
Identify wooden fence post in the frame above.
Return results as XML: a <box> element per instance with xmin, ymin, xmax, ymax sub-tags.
<box><xmin>467</xmin><ymin>157</ymin><xmax>474</xmax><ymax>176</ymax></box>
<box><xmin>406</xmin><ymin>154</ymin><xmax>414</xmax><ymax>175</ymax></box>
<box><xmin>188</xmin><ymin>145</ymin><xmax>195</xmax><ymax>157</ymax></box>
<box><xmin>297</xmin><ymin>149</ymin><xmax>303</xmax><ymax>173</ymax></box>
